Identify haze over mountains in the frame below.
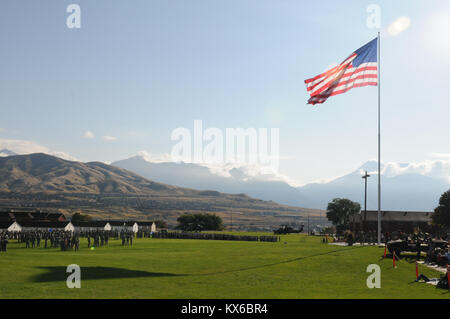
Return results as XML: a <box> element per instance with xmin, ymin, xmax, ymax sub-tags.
<box><xmin>113</xmin><ymin>155</ymin><xmax>450</xmax><ymax>211</ymax></box>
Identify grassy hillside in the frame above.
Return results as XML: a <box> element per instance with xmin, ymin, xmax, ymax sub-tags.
<box><xmin>0</xmin><ymin>153</ymin><xmax>180</xmax><ymax>194</ymax></box>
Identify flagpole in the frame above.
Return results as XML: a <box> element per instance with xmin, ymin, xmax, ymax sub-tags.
<box><xmin>377</xmin><ymin>31</ymin><xmax>381</xmax><ymax>245</ymax></box>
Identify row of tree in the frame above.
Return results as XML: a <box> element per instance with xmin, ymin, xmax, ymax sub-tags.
<box><xmin>176</xmin><ymin>213</ymin><xmax>224</xmax><ymax>231</ymax></box>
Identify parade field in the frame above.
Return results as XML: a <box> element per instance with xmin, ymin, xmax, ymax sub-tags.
<box><xmin>0</xmin><ymin>234</ymin><xmax>448</xmax><ymax>299</ymax></box>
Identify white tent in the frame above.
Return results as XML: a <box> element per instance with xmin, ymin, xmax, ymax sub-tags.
<box><xmin>64</xmin><ymin>222</ymin><xmax>75</xmax><ymax>232</ymax></box>
<box><xmin>8</xmin><ymin>221</ymin><xmax>22</xmax><ymax>232</ymax></box>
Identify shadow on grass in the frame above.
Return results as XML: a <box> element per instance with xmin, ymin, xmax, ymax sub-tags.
<box><xmin>33</xmin><ymin>266</ymin><xmax>182</xmax><ymax>283</ymax></box>
<box><xmin>33</xmin><ymin>246</ymin><xmax>368</xmax><ymax>281</ymax></box>
<box><xmin>192</xmin><ymin>245</ymin><xmax>366</xmax><ymax>276</ymax></box>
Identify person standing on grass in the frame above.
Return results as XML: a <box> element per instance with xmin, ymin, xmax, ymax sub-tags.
<box><xmin>416</xmin><ymin>238</ymin><xmax>422</xmax><ymax>260</ymax></box>
<box><xmin>3</xmin><ymin>235</ymin><xmax>8</xmax><ymax>252</ymax></box>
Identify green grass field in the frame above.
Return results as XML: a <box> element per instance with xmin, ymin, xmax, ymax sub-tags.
<box><xmin>0</xmin><ymin>233</ymin><xmax>448</xmax><ymax>299</ymax></box>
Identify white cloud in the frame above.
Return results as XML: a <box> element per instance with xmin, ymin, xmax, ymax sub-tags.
<box><xmin>136</xmin><ymin>150</ymin><xmax>173</xmax><ymax>163</ymax></box>
<box><xmin>382</xmin><ymin>160</ymin><xmax>450</xmax><ymax>182</ymax></box>
<box><xmin>0</xmin><ymin>138</ymin><xmax>48</xmax><ymax>154</ymax></box>
<box><xmin>102</xmin><ymin>135</ymin><xmax>117</xmax><ymax>142</ymax></box>
<box><xmin>82</xmin><ymin>130</ymin><xmax>95</xmax><ymax>139</ymax></box>
<box><xmin>136</xmin><ymin>150</ymin><xmax>299</xmax><ymax>187</ymax></box>
<box><xmin>0</xmin><ymin>138</ymin><xmax>79</xmax><ymax>161</ymax></box>
<box><xmin>387</xmin><ymin>16</ymin><xmax>411</xmax><ymax>36</ymax></box>
<box><xmin>362</xmin><ymin>159</ymin><xmax>450</xmax><ymax>183</ymax></box>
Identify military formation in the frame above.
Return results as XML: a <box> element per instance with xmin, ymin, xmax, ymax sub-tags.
<box><xmin>16</xmin><ymin>230</ymin><xmax>79</xmax><ymax>250</ymax></box>
<box><xmin>120</xmin><ymin>231</ymin><xmax>134</xmax><ymax>246</ymax></box>
<box><xmin>152</xmin><ymin>231</ymin><xmax>279</xmax><ymax>242</ymax></box>
<box><xmin>0</xmin><ymin>229</ymin><xmax>140</xmax><ymax>252</ymax></box>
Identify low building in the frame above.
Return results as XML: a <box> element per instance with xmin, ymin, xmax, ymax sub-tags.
<box><xmin>0</xmin><ymin>208</ymin><xmax>66</xmax><ymax>223</ymax></box>
<box><xmin>107</xmin><ymin>221</ymin><xmax>147</xmax><ymax>232</ymax></box>
<box><xmin>350</xmin><ymin>210</ymin><xmax>435</xmax><ymax>233</ymax></box>
<box><xmin>71</xmin><ymin>221</ymin><xmax>111</xmax><ymax>232</ymax></box>
<box><xmin>137</xmin><ymin>221</ymin><xmax>157</xmax><ymax>232</ymax></box>
<box><xmin>18</xmin><ymin>221</ymin><xmax>74</xmax><ymax>232</ymax></box>
<box><xmin>107</xmin><ymin>221</ymin><xmax>128</xmax><ymax>232</ymax></box>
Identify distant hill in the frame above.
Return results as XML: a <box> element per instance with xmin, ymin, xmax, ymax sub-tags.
<box><xmin>0</xmin><ymin>153</ymin><xmax>177</xmax><ymax>194</ymax></box>
<box><xmin>0</xmin><ymin>153</ymin><xmax>322</xmax><ymax>230</ymax></box>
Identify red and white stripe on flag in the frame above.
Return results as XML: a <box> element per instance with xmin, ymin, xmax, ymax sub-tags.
<box><xmin>304</xmin><ymin>39</ymin><xmax>378</xmax><ymax>105</ymax></box>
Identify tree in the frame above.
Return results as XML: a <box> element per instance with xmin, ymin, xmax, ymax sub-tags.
<box><xmin>431</xmin><ymin>189</ymin><xmax>450</xmax><ymax>228</ymax></box>
<box><xmin>154</xmin><ymin>220</ymin><xmax>168</xmax><ymax>229</ymax></box>
<box><xmin>326</xmin><ymin>198</ymin><xmax>361</xmax><ymax>228</ymax></box>
<box><xmin>176</xmin><ymin>213</ymin><xmax>224</xmax><ymax>231</ymax></box>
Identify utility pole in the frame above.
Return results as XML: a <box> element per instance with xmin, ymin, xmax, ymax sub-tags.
<box><xmin>362</xmin><ymin>171</ymin><xmax>371</xmax><ymax>232</ymax></box>
<box><xmin>307</xmin><ymin>215</ymin><xmax>310</xmax><ymax>235</ymax></box>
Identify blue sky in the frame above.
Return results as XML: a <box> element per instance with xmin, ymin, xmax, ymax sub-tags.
<box><xmin>1</xmin><ymin>0</ymin><xmax>449</xmax><ymax>185</ymax></box>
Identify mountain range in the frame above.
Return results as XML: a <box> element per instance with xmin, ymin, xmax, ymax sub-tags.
<box><xmin>0</xmin><ymin>153</ymin><xmax>322</xmax><ymax>230</ymax></box>
<box><xmin>1</xmin><ymin>148</ymin><xmax>448</xmax><ymax>220</ymax></box>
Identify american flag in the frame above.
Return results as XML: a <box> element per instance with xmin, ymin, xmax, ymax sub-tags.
<box><xmin>305</xmin><ymin>38</ymin><xmax>378</xmax><ymax>105</ymax></box>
